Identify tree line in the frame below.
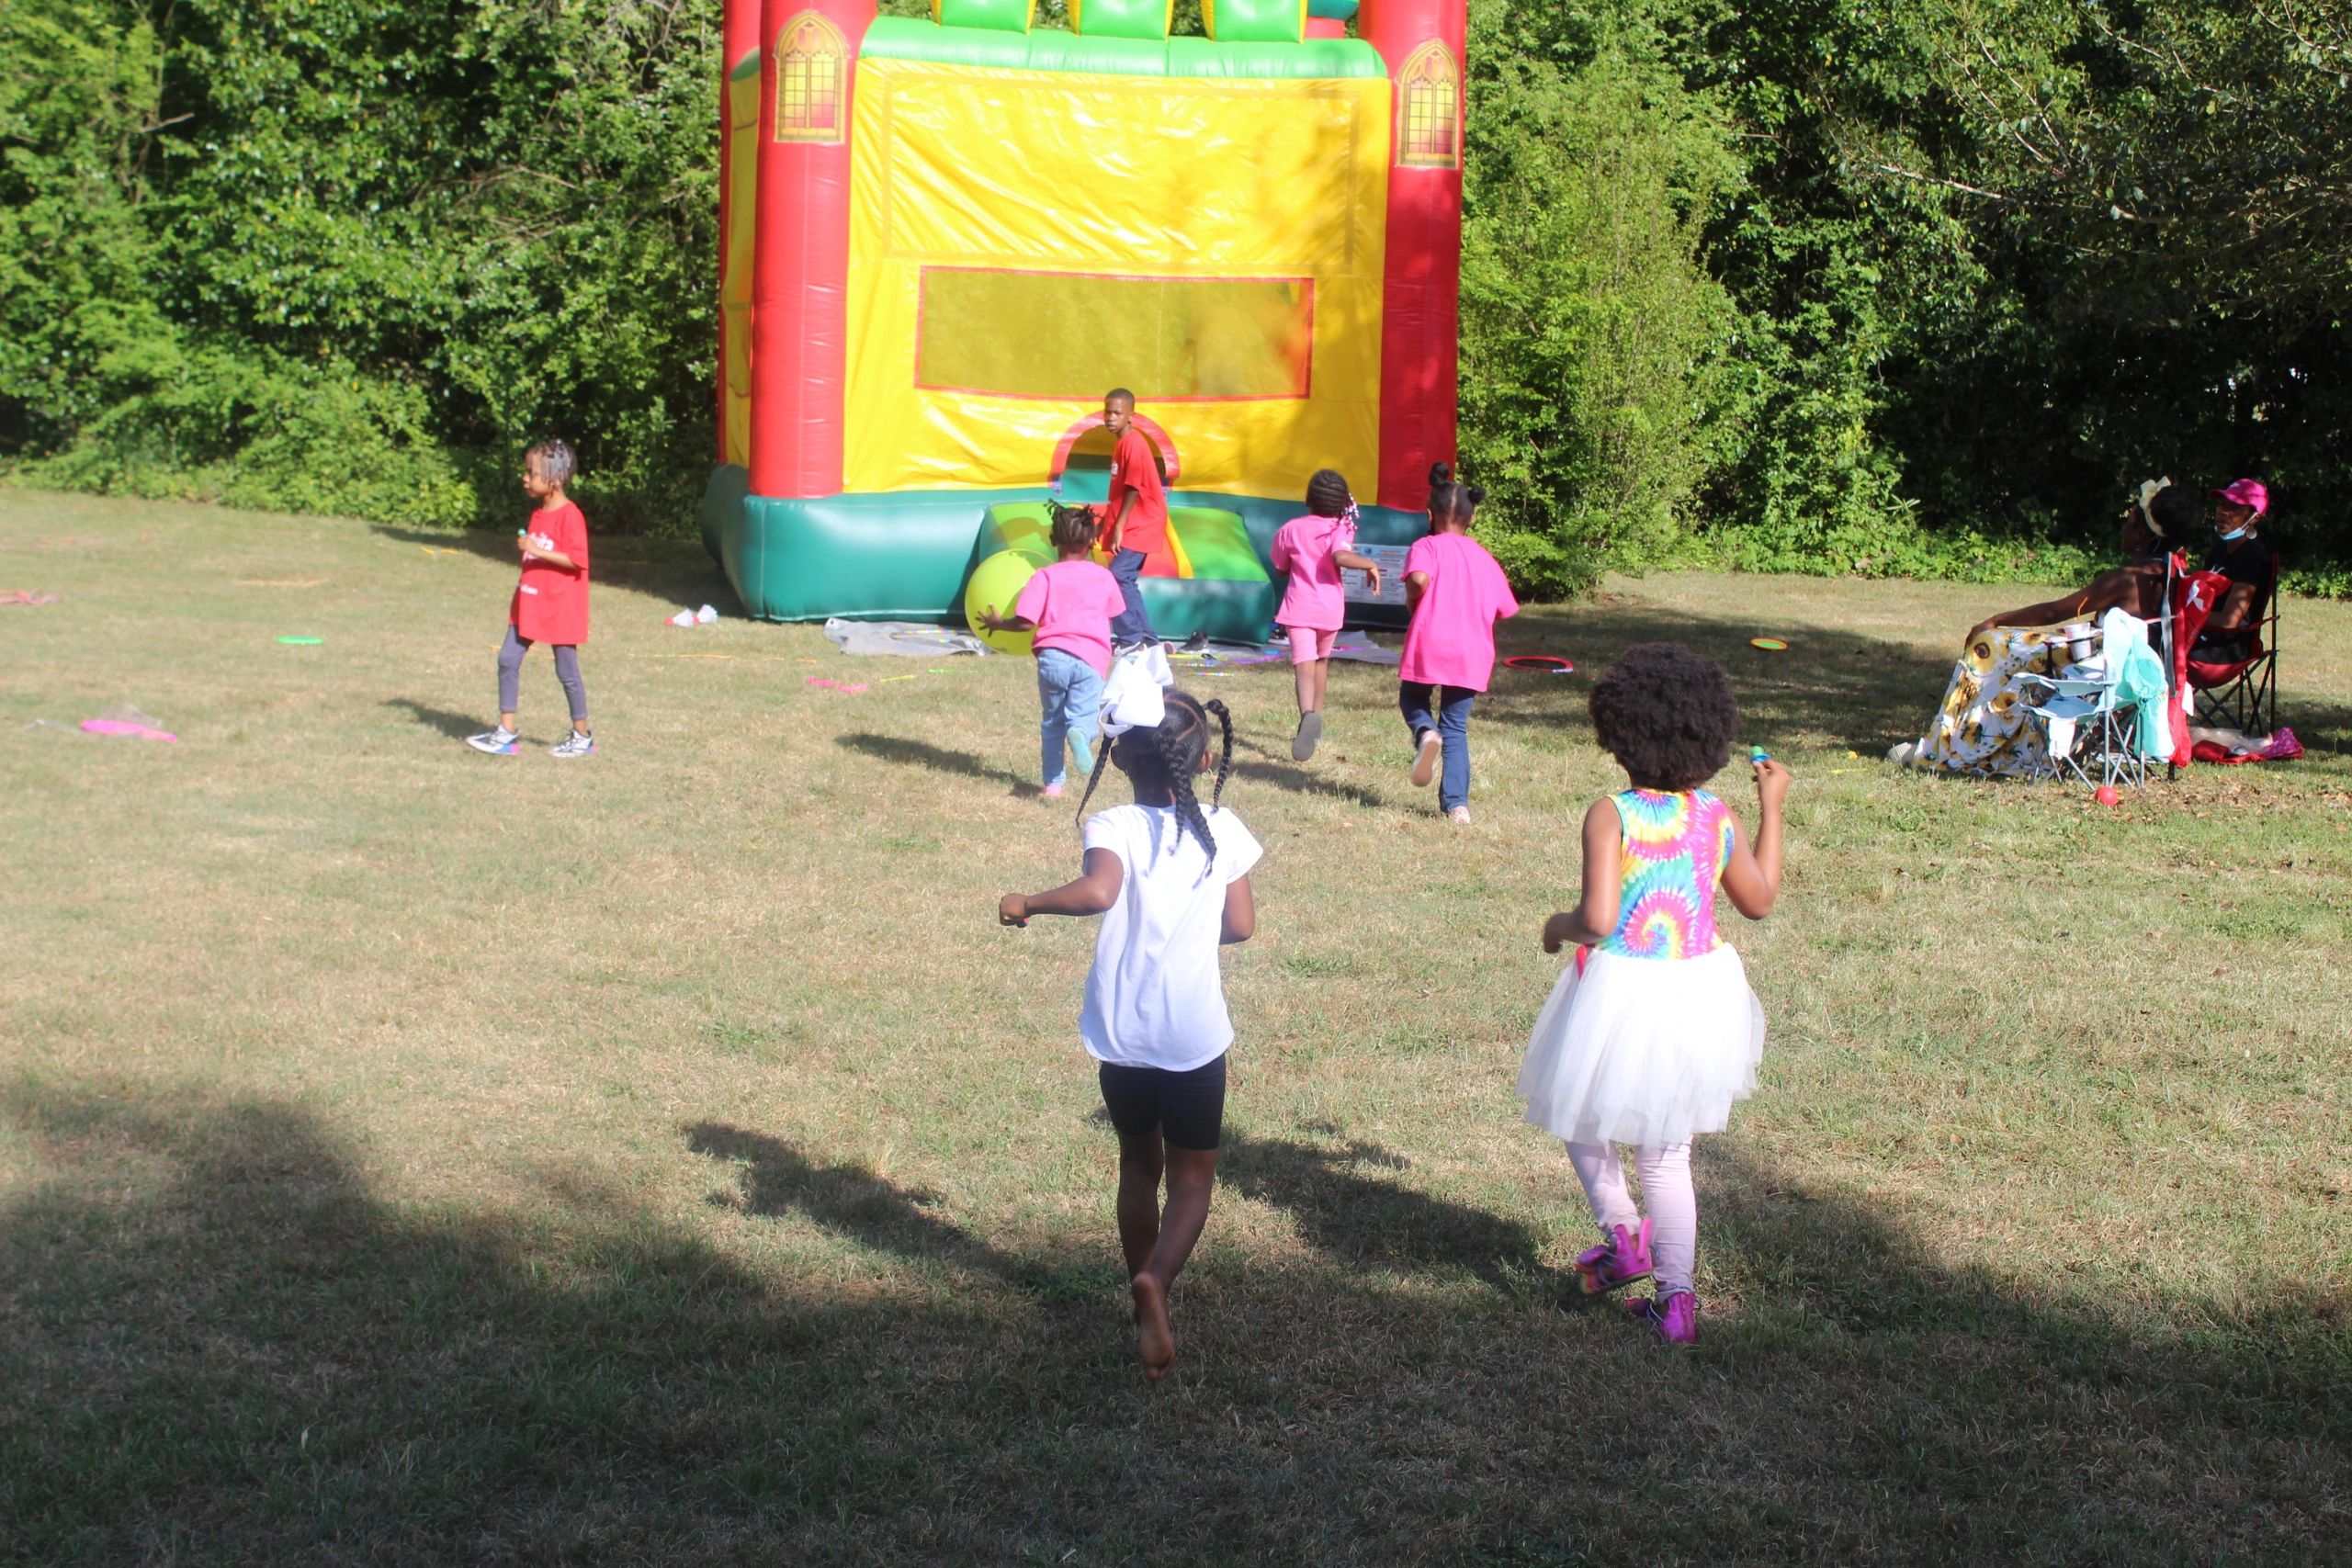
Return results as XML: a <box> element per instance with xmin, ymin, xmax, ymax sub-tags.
<box><xmin>5</xmin><ymin>0</ymin><xmax>2346</xmax><ymax>595</ymax></box>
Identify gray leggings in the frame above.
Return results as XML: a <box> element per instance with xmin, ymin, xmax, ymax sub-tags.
<box><xmin>499</xmin><ymin>626</ymin><xmax>587</xmax><ymax>722</ymax></box>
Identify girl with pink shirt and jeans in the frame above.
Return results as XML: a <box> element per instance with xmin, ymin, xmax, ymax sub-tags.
<box><xmin>1398</xmin><ymin>463</ymin><xmax>1519</xmax><ymax>822</ymax></box>
<box><xmin>1269</xmin><ymin>468</ymin><xmax>1383</xmax><ymax>761</ymax></box>
<box><xmin>979</xmin><ymin>504</ymin><xmax>1129</xmax><ymax>797</ymax></box>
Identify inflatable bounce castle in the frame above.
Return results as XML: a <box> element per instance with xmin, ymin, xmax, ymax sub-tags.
<box><xmin>701</xmin><ymin>0</ymin><xmax>1465</xmax><ymax>641</ymax></box>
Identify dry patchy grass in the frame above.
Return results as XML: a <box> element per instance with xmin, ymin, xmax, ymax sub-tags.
<box><xmin>2</xmin><ymin>490</ymin><xmax>2347</xmax><ymax>1563</ymax></box>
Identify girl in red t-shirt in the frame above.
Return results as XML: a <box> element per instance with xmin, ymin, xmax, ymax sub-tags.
<box><xmin>468</xmin><ymin>441</ymin><xmax>594</xmax><ymax>757</ymax></box>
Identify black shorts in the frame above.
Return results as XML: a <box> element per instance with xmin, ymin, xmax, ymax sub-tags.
<box><xmin>1098</xmin><ymin>1055</ymin><xmax>1228</xmax><ymax>1152</ymax></box>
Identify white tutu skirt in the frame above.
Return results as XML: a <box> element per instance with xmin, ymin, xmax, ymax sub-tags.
<box><xmin>1517</xmin><ymin>946</ymin><xmax>1766</xmax><ymax>1147</ymax></box>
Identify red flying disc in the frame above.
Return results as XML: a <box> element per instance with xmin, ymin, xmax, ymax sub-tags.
<box><xmin>1503</xmin><ymin>654</ymin><xmax>1576</xmax><ymax>673</ymax></box>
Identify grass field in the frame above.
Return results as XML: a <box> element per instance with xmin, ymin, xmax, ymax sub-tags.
<box><xmin>3</xmin><ymin>489</ymin><xmax>2348</xmax><ymax>1564</ymax></box>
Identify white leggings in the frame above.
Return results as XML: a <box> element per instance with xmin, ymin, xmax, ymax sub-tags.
<box><xmin>1566</xmin><ymin>1141</ymin><xmax>1696</xmax><ymax>1296</ymax></box>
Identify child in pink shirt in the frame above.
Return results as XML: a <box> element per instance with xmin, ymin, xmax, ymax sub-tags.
<box><xmin>980</xmin><ymin>503</ymin><xmax>1129</xmax><ymax>797</ymax></box>
<box><xmin>1398</xmin><ymin>462</ymin><xmax>1519</xmax><ymax>821</ymax></box>
<box><xmin>1269</xmin><ymin>468</ymin><xmax>1383</xmax><ymax>761</ymax></box>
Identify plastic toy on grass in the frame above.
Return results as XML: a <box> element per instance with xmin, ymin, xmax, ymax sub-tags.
<box><xmin>964</xmin><ymin>548</ymin><xmax>1041</xmax><ymax>655</ymax></box>
<box><xmin>1503</xmin><ymin>654</ymin><xmax>1575</xmax><ymax>674</ymax></box>
<box><xmin>2094</xmin><ymin>784</ymin><xmax>2120</xmax><ymax>807</ymax></box>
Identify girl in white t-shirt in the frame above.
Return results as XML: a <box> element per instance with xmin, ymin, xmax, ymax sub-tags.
<box><xmin>999</xmin><ymin>688</ymin><xmax>1261</xmax><ymax>1381</ymax></box>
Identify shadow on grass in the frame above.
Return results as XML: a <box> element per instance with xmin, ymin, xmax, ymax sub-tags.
<box><xmin>1227</xmin><ymin>737</ymin><xmax>1390</xmax><ymax>810</ymax></box>
<box><xmin>7</xmin><ymin>1087</ymin><xmax>2347</xmax><ymax>1559</ymax></box>
<box><xmin>368</xmin><ymin>524</ymin><xmax>738</xmax><ymax>611</ymax></box>
<box><xmin>379</xmin><ymin>697</ymin><xmax>486</xmax><ymax>742</ymax></box>
<box><xmin>1485</xmin><ymin>597</ymin><xmax>2352</xmax><ymax>762</ymax></box>
<box><xmin>1219</xmin><ymin>1129</ymin><xmax>1542</xmax><ymax>1292</ymax></box>
<box><xmin>684</xmin><ymin>1122</ymin><xmax>1040</xmax><ymax>1290</ymax></box>
<box><xmin>1482</xmin><ymin>601</ymin><xmax>1961</xmax><ymax>757</ymax></box>
<box><xmin>836</xmin><ymin>731</ymin><xmax>1039</xmax><ymax>797</ymax></box>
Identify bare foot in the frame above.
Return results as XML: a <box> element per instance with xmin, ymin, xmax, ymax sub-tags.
<box><xmin>1130</xmin><ymin>1272</ymin><xmax>1174</xmax><ymax>1381</ymax></box>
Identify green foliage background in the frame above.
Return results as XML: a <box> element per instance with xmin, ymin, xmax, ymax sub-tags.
<box><xmin>4</xmin><ymin>0</ymin><xmax>2346</xmax><ymax>593</ymax></box>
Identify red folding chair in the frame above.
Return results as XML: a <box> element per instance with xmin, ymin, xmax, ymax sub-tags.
<box><xmin>2184</xmin><ymin>555</ymin><xmax>2280</xmax><ymax>738</ymax></box>
<box><xmin>2158</xmin><ymin>551</ymin><xmax>2231</xmax><ymax>774</ymax></box>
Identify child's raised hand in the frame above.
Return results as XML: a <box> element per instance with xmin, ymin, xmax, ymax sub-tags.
<box><xmin>998</xmin><ymin>893</ymin><xmax>1031</xmax><ymax>928</ymax></box>
<box><xmin>1752</xmin><ymin>755</ymin><xmax>1792</xmax><ymax>808</ymax></box>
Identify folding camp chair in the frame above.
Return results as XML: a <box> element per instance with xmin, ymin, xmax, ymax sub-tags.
<box><xmin>2020</xmin><ymin>669</ymin><xmax>2149</xmax><ymax>790</ymax></box>
<box><xmin>2020</xmin><ymin>609</ymin><xmax>2165</xmax><ymax>790</ymax></box>
<box><xmin>2186</xmin><ymin>555</ymin><xmax>2281</xmax><ymax>737</ymax></box>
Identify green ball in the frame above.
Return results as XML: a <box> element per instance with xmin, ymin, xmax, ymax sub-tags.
<box><xmin>965</xmin><ymin>549</ymin><xmax>1042</xmax><ymax>656</ymax></box>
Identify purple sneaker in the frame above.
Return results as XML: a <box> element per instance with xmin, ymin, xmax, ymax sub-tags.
<box><xmin>1627</xmin><ymin>1290</ymin><xmax>1699</xmax><ymax>1344</ymax></box>
<box><xmin>1573</xmin><ymin>1218</ymin><xmax>1654</xmax><ymax>1295</ymax></box>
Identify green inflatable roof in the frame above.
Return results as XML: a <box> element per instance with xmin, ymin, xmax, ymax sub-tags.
<box><xmin>860</xmin><ymin>17</ymin><xmax>1385</xmax><ymax>78</ymax></box>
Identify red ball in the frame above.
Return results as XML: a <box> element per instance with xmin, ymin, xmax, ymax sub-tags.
<box><xmin>2093</xmin><ymin>785</ymin><xmax>2121</xmax><ymax>807</ymax></box>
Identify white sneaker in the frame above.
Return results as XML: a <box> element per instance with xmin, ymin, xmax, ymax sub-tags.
<box><xmin>1446</xmin><ymin>806</ymin><xmax>1472</xmax><ymax>824</ymax></box>
<box><xmin>1292</xmin><ymin>711</ymin><xmax>1323</xmax><ymax>761</ymax></box>
<box><xmin>467</xmin><ymin>727</ymin><xmax>518</xmax><ymax>755</ymax></box>
<box><xmin>1887</xmin><ymin>739</ymin><xmax>1920</xmax><ymax>767</ymax></box>
<box><xmin>1410</xmin><ymin>729</ymin><xmax>1442</xmax><ymax>787</ymax></box>
<box><xmin>550</xmin><ymin>730</ymin><xmax>594</xmax><ymax>758</ymax></box>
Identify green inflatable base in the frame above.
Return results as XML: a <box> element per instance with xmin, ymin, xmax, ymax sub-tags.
<box><xmin>700</xmin><ymin>466</ymin><xmax>1424</xmax><ymax>637</ymax></box>
<box><xmin>976</xmin><ymin>502</ymin><xmax>1278</xmax><ymax>646</ymax></box>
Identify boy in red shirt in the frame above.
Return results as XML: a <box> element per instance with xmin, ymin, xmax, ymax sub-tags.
<box><xmin>468</xmin><ymin>440</ymin><xmax>595</xmax><ymax>757</ymax></box>
<box><xmin>1095</xmin><ymin>388</ymin><xmax>1166</xmax><ymax>649</ymax></box>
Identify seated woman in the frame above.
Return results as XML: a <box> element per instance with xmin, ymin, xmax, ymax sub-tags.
<box><xmin>1893</xmin><ymin>481</ymin><xmax>2196</xmax><ymax>775</ymax></box>
<box><xmin>2190</xmin><ymin>477</ymin><xmax>2274</xmax><ymax>665</ymax></box>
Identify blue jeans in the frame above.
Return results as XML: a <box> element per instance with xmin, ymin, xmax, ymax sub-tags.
<box><xmin>1036</xmin><ymin>648</ymin><xmax>1103</xmax><ymax>785</ymax></box>
<box><xmin>1399</xmin><ymin>681</ymin><xmax>1476</xmax><ymax>810</ymax></box>
<box><xmin>1107</xmin><ymin>548</ymin><xmax>1154</xmax><ymax>645</ymax></box>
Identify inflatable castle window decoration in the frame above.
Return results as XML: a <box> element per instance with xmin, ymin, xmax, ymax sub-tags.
<box><xmin>1396</xmin><ymin>40</ymin><xmax>1460</xmax><ymax>168</ymax></box>
<box><xmin>774</xmin><ymin>13</ymin><xmax>847</xmax><ymax>142</ymax></box>
<box><xmin>701</xmin><ymin>0</ymin><xmax>1469</xmax><ymax>642</ymax></box>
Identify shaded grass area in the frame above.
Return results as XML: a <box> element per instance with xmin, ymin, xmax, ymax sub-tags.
<box><xmin>3</xmin><ymin>491</ymin><xmax>2348</xmax><ymax>1562</ymax></box>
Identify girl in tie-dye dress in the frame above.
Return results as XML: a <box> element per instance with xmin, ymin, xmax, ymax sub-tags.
<box><xmin>1519</xmin><ymin>644</ymin><xmax>1790</xmax><ymax>1343</ymax></box>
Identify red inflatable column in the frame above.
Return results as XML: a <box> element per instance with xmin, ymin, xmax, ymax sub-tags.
<box><xmin>1360</xmin><ymin>0</ymin><xmax>1466</xmax><ymax>511</ymax></box>
<box><xmin>718</xmin><ymin>0</ymin><xmax>762</xmax><ymax>461</ymax></box>
<box><xmin>749</xmin><ymin>0</ymin><xmax>875</xmax><ymax>499</ymax></box>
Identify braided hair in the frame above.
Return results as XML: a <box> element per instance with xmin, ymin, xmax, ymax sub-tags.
<box><xmin>1073</xmin><ymin>688</ymin><xmax>1236</xmax><ymax>874</ymax></box>
<box><xmin>1046</xmin><ymin>500</ymin><xmax>1098</xmax><ymax>555</ymax></box>
<box><xmin>1306</xmin><ymin>468</ymin><xmax>1353</xmax><ymax>518</ymax></box>
<box><xmin>527</xmin><ymin>439</ymin><xmax>577</xmax><ymax>489</ymax></box>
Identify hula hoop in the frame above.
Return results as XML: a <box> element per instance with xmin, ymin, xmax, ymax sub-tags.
<box><xmin>1502</xmin><ymin>654</ymin><xmax>1576</xmax><ymax>673</ymax></box>
<box><xmin>1748</xmin><ymin>637</ymin><xmax>1790</xmax><ymax>652</ymax></box>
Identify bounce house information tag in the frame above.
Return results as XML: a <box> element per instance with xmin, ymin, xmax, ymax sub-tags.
<box><xmin>1347</xmin><ymin>545</ymin><xmax>1409</xmax><ymax>607</ymax></box>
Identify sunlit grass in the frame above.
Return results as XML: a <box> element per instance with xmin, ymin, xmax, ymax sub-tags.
<box><xmin>3</xmin><ymin>489</ymin><xmax>2347</xmax><ymax>1562</ymax></box>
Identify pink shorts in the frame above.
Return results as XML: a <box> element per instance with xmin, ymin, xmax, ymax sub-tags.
<box><xmin>1284</xmin><ymin>626</ymin><xmax>1338</xmax><ymax>665</ymax></box>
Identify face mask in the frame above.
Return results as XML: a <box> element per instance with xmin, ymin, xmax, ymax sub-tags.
<box><xmin>2218</xmin><ymin>525</ymin><xmax>2248</xmax><ymax>541</ymax></box>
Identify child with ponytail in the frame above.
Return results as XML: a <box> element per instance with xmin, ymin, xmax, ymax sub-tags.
<box><xmin>1270</xmin><ymin>468</ymin><xmax>1382</xmax><ymax>761</ymax></box>
<box><xmin>1398</xmin><ymin>462</ymin><xmax>1518</xmax><ymax>820</ymax></box>
<box><xmin>998</xmin><ymin>688</ymin><xmax>1261</xmax><ymax>1380</ymax></box>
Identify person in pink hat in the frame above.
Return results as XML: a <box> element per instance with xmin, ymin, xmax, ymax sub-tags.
<box><xmin>2195</xmin><ymin>477</ymin><xmax>2274</xmax><ymax>662</ymax></box>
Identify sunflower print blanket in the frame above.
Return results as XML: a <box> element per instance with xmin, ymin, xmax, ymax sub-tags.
<box><xmin>1918</xmin><ymin>627</ymin><xmax>2072</xmax><ymax>776</ymax></box>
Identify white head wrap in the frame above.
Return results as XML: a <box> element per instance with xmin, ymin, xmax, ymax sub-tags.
<box><xmin>1098</xmin><ymin>643</ymin><xmax>1175</xmax><ymax>737</ymax></box>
